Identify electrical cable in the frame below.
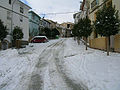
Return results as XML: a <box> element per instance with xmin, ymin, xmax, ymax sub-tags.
<box><xmin>40</xmin><ymin>11</ymin><xmax>80</xmax><ymax>15</ymax></box>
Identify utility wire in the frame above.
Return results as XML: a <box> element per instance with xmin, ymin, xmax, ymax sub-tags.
<box><xmin>40</xmin><ymin>11</ymin><xmax>80</xmax><ymax>15</ymax></box>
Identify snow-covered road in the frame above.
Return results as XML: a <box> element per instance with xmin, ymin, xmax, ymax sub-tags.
<box><xmin>0</xmin><ymin>38</ymin><xmax>120</xmax><ymax>90</ymax></box>
<box><xmin>0</xmin><ymin>39</ymin><xmax>87</xmax><ymax>90</ymax></box>
<box><xmin>28</xmin><ymin>39</ymin><xmax>86</xmax><ymax>90</ymax></box>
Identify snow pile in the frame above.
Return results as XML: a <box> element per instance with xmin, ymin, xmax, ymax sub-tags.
<box><xmin>63</xmin><ymin>38</ymin><xmax>120</xmax><ymax>90</ymax></box>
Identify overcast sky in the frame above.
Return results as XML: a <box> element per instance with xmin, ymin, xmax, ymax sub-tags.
<box><xmin>21</xmin><ymin>0</ymin><xmax>82</xmax><ymax>23</ymax></box>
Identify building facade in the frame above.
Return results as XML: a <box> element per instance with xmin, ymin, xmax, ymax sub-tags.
<box><xmin>41</xmin><ymin>19</ymin><xmax>51</xmax><ymax>29</ymax></box>
<box><xmin>73</xmin><ymin>0</ymin><xmax>120</xmax><ymax>52</ymax></box>
<box><xmin>73</xmin><ymin>12</ymin><xmax>81</xmax><ymax>24</ymax></box>
<box><xmin>73</xmin><ymin>0</ymin><xmax>89</xmax><ymax>24</ymax></box>
<box><xmin>29</xmin><ymin>11</ymin><xmax>40</xmax><ymax>37</ymax></box>
<box><xmin>61</xmin><ymin>22</ymin><xmax>74</xmax><ymax>37</ymax></box>
<box><xmin>88</xmin><ymin>0</ymin><xmax>120</xmax><ymax>52</ymax></box>
<box><xmin>0</xmin><ymin>0</ymin><xmax>31</xmax><ymax>41</ymax></box>
<box><xmin>46</xmin><ymin>19</ymin><xmax>57</xmax><ymax>29</ymax></box>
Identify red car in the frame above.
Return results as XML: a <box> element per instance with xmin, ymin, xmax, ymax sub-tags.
<box><xmin>31</xmin><ymin>36</ymin><xmax>48</xmax><ymax>43</ymax></box>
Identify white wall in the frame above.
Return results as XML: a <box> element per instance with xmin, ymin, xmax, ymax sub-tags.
<box><xmin>0</xmin><ymin>0</ymin><xmax>30</xmax><ymax>41</ymax></box>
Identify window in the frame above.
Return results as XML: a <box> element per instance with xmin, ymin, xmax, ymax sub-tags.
<box><xmin>9</xmin><ymin>0</ymin><xmax>11</xmax><ymax>4</ymax></box>
<box><xmin>20</xmin><ymin>16</ymin><xmax>23</xmax><ymax>22</ymax></box>
<box><xmin>67</xmin><ymin>24</ymin><xmax>70</xmax><ymax>29</ymax></box>
<box><xmin>32</xmin><ymin>14</ymin><xmax>35</xmax><ymax>20</ymax></box>
<box><xmin>91</xmin><ymin>0</ymin><xmax>98</xmax><ymax>9</ymax></box>
<box><xmin>7</xmin><ymin>11</ymin><xmax>11</xmax><ymax>20</ymax></box>
<box><xmin>20</xmin><ymin>7</ymin><xmax>24</xmax><ymax>13</ymax></box>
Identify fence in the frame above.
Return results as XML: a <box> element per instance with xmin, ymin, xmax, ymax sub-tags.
<box><xmin>16</xmin><ymin>40</ymin><xmax>29</xmax><ymax>48</ymax></box>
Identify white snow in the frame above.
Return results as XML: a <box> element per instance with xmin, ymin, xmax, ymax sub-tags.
<box><xmin>0</xmin><ymin>38</ymin><xmax>120</xmax><ymax>90</ymax></box>
<box><xmin>0</xmin><ymin>39</ymin><xmax>61</xmax><ymax>90</ymax></box>
<box><xmin>62</xmin><ymin>38</ymin><xmax>120</xmax><ymax>90</ymax></box>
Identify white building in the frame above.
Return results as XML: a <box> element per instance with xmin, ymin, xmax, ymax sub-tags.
<box><xmin>0</xmin><ymin>0</ymin><xmax>31</xmax><ymax>41</ymax></box>
<box><xmin>73</xmin><ymin>0</ymin><xmax>90</xmax><ymax>24</ymax></box>
<box><xmin>73</xmin><ymin>12</ymin><xmax>81</xmax><ymax>24</ymax></box>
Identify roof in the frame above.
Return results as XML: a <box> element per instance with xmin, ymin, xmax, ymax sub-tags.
<box><xmin>46</xmin><ymin>19</ymin><xmax>57</xmax><ymax>24</ymax></box>
<box><xmin>61</xmin><ymin>22</ymin><xmax>74</xmax><ymax>25</ymax></box>
<box><xmin>19</xmin><ymin>0</ymin><xmax>31</xmax><ymax>9</ymax></box>
<box><xmin>29</xmin><ymin>11</ymin><xmax>41</xmax><ymax>19</ymax></box>
<box><xmin>42</xmin><ymin>19</ymin><xmax>51</xmax><ymax>24</ymax></box>
<box><xmin>32</xmin><ymin>36</ymin><xmax>48</xmax><ymax>39</ymax></box>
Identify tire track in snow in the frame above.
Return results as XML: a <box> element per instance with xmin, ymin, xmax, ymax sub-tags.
<box><xmin>27</xmin><ymin>39</ymin><xmax>65</xmax><ymax>90</ymax></box>
<box><xmin>28</xmin><ymin>39</ymin><xmax>88</xmax><ymax>90</ymax></box>
<box><xmin>53</xmin><ymin>40</ymin><xmax>88</xmax><ymax>90</ymax></box>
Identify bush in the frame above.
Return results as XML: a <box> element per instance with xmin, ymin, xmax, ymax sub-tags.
<box><xmin>0</xmin><ymin>19</ymin><xmax>7</xmax><ymax>41</ymax></box>
<box><xmin>13</xmin><ymin>26</ymin><xmax>23</xmax><ymax>40</ymax></box>
<box><xmin>51</xmin><ymin>28</ymin><xmax>60</xmax><ymax>38</ymax></box>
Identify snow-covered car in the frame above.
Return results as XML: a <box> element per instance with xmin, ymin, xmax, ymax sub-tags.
<box><xmin>31</xmin><ymin>36</ymin><xmax>48</xmax><ymax>43</ymax></box>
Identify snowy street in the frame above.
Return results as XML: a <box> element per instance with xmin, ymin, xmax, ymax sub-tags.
<box><xmin>0</xmin><ymin>38</ymin><xmax>120</xmax><ymax>90</ymax></box>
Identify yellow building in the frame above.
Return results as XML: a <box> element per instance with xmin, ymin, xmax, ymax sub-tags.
<box><xmin>88</xmin><ymin>0</ymin><xmax>120</xmax><ymax>52</ymax></box>
<box><xmin>61</xmin><ymin>22</ymin><xmax>74</xmax><ymax>37</ymax></box>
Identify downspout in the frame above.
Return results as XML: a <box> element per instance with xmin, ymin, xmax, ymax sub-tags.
<box><xmin>11</xmin><ymin>0</ymin><xmax>17</xmax><ymax>34</ymax></box>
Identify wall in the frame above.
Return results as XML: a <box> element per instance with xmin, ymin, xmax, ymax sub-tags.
<box><xmin>114</xmin><ymin>34</ymin><xmax>120</xmax><ymax>52</ymax></box>
<box><xmin>29</xmin><ymin>11</ymin><xmax>40</xmax><ymax>37</ymax></box>
<box><xmin>42</xmin><ymin>19</ymin><xmax>51</xmax><ymax>28</ymax></box>
<box><xmin>89</xmin><ymin>35</ymin><xmax>120</xmax><ymax>53</ymax></box>
<box><xmin>0</xmin><ymin>0</ymin><xmax>12</xmax><ymax>34</ymax></box>
<box><xmin>13</xmin><ymin>0</ymin><xmax>30</xmax><ymax>41</ymax></box>
<box><xmin>29</xmin><ymin>20</ymin><xmax>39</xmax><ymax>37</ymax></box>
<box><xmin>112</xmin><ymin>0</ymin><xmax>120</xmax><ymax>52</ymax></box>
<box><xmin>112</xmin><ymin>0</ymin><xmax>120</xmax><ymax>34</ymax></box>
<box><xmin>88</xmin><ymin>0</ymin><xmax>110</xmax><ymax>39</ymax></box>
<box><xmin>89</xmin><ymin>37</ymin><xmax>107</xmax><ymax>50</ymax></box>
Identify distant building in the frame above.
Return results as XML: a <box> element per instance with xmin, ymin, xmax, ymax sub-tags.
<box><xmin>0</xmin><ymin>0</ymin><xmax>31</xmax><ymax>41</ymax></box>
<box><xmin>46</xmin><ymin>19</ymin><xmax>57</xmax><ymax>29</ymax></box>
<box><xmin>29</xmin><ymin>11</ymin><xmax>41</xmax><ymax>37</ymax></box>
<box><xmin>41</xmin><ymin>19</ymin><xmax>51</xmax><ymax>29</ymax></box>
<box><xmin>56</xmin><ymin>23</ymin><xmax>64</xmax><ymax>37</ymax></box>
<box><xmin>61</xmin><ymin>22</ymin><xmax>74</xmax><ymax>37</ymax></box>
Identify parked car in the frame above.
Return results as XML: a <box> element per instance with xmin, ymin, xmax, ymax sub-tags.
<box><xmin>31</xmin><ymin>36</ymin><xmax>48</xmax><ymax>43</ymax></box>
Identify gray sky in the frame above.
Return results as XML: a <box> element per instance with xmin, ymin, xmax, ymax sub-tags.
<box><xmin>24</xmin><ymin>0</ymin><xmax>82</xmax><ymax>23</ymax></box>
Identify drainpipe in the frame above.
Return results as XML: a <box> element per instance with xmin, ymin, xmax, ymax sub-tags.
<box><xmin>11</xmin><ymin>0</ymin><xmax>17</xmax><ymax>34</ymax></box>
